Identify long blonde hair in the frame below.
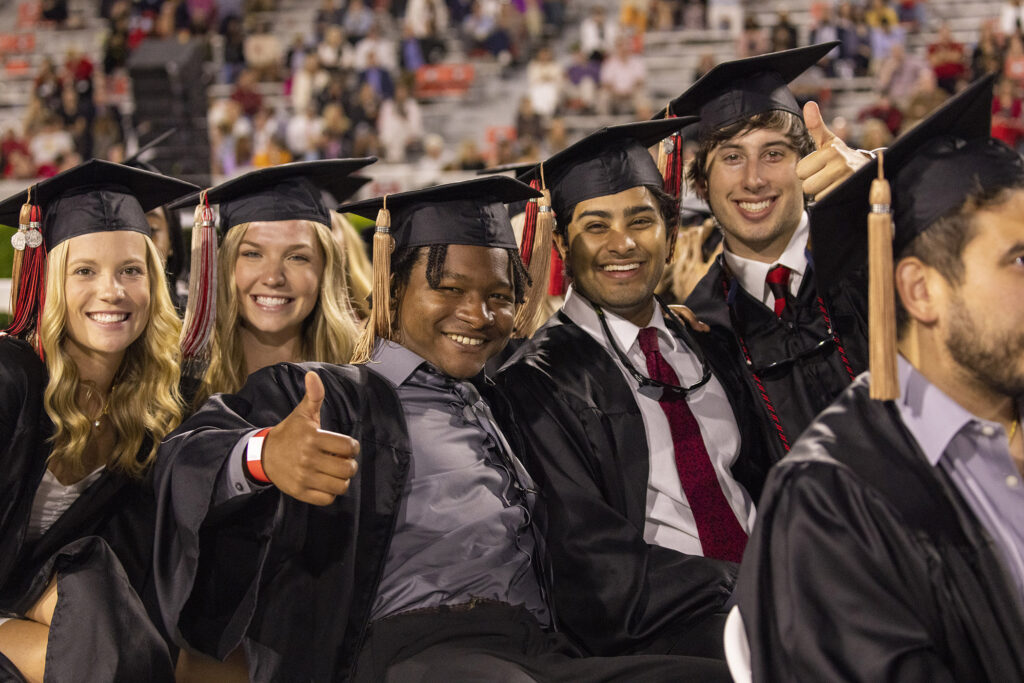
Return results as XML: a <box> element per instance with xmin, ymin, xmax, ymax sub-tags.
<box><xmin>204</xmin><ymin>219</ymin><xmax>359</xmax><ymax>396</ymax></box>
<box><xmin>39</xmin><ymin>236</ymin><xmax>184</xmax><ymax>479</ymax></box>
<box><xmin>330</xmin><ymin>210</ymin><xmax>373</xmax><ymax>320</ymax></box>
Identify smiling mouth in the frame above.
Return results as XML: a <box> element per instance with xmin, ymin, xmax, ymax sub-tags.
<box><xmin>445</xmin><ymin>333</ymin><xmax>485</xmax><ymax>347</ymax></box>
<box><xmin>601</xmin><ymin>263</ymin><xmax>640</xmax><ymax>272</ymax></box>
<box><xmin>88</xmin><ymin>312</ymin><xmax>129</xmax><ymax>323</ymax></box>
<box><xmin>252</xmin><ymin>295</ymin><xmax>293</xmax><ymax>307</ymax></box>
<box><xmin>735</xmin><ymin>198</ymin><xmax>776</xmax><ymax>214</ymax></box>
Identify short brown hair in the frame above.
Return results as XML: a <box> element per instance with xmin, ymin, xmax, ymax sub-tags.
<box><xmin>895</xmin><ymin>182</ymin><xmax>1024</xmax><ymax>333</ymax></box>
<box><xmin>687</xmin><ymin>110</ymin><xmax>815</xmax><ymax>196</ymax></box>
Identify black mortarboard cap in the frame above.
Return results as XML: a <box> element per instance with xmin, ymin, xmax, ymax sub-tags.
<box><xmin>809</xmin><ymin>75</ymin><xmax>1014</xmax><ymax>291</ymax></box>
<box><xmin>0</xmin><ymin>159</ymin><xmax>199</xmax><ymax>247</ymax></box>
<box><xmin>339</xmin><ymin>176</ymin><xmax>541</xmax><ymax>250</ymax></box>
<box><xmin>517</xmin><ymin>118</ymin><xmax>696</xmax><ymax>221</ymax></box>
<box><xmin>656</xmin><ymin>42</ymin><xmax>839</xmax><ymax>134</ymax></box>
<box><xmin>476</xmin><ymin>162</ymin><xmax>540</xmax><ymax>177</ymax></box>
<box><xmin>168</xmin><ymin>158</ymin><xmax>377</xmax><ymax>232</ymax></box>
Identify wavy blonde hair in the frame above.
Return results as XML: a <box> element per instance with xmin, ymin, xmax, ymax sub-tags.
<box><xmin>203</xmin><ymin>219</ymin><xmax>359</xmax><ymax>397</ymax></box>
<box><xmin>39</xmin><ymin>235</ymin><xmax>184</xmax><ymax>479</ymax></box>
<box><xmin>330</xmin><ymin>210</ymin><xmax>372</xmax><ymax>320</ymax></box>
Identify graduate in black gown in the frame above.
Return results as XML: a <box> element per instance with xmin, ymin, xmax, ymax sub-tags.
<box><xmin>668</xmin><ymin>44</ymin><xmax>872</xmax><ymax>460</ymax></box>
<box><xmin>736</xmin><ymin>75</ymin><xmax>1024</xmax><ymax>680</ymax></box>
<box><xmin>0</xmin><ymin>160</ymin><xmax>197</xmax><ymax>682</ymax></box>
<box><xmin>153</xmin><ymin>176</ymin><xmax>729</xmax><ymax>682</ymax></box>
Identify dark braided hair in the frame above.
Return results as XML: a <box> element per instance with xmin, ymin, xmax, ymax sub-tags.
<box><xmin>391</xmin><ymin>244</ymin><xmax>532</xmax><ymax>303</ymax></box>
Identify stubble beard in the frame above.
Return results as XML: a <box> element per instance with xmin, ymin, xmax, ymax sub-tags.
<box><xmin>945</xmin><ymin>297</ymin><xmax>1024</xmax><ymax>398</ymax></box>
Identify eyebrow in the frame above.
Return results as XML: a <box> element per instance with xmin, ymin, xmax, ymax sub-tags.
<box><xmin>240</xmin><ymin>239</ymin><xmax>315</xmax><ymax>250</ymax></box>
<box><xmin>576</xmin><ymin>204</ymin><xmax>656</xmax><ymax>220</ymax></box>
<box><xmin>716</xmin><ymin>140</ymin><xmax>795</xmax><ymax>153</ymax></box>
<box><xmin>67</xmin><ymin>257</ymin><xmax>145</xmax><ymax>268</ymax></box>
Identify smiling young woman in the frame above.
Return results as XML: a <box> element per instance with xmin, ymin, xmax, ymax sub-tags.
<box><xmin>0</xmin><ymin>160</ymin><xmax>197</xmax><ymax>682</ymax></box>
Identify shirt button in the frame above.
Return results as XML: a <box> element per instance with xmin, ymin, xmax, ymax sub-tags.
<box><xmin>981</xmin><ymin>425</ymin><xmax>997</xmax><ymax>437</ymax></box>
<box><xmin>235</xmin><ymin>482</ymin><xmax>244</xmax><ymax>491</ymax></box>
<box><xmin>1007</xmin><ymin>475</ymin><xmax>1020</xmax><ymax>488</ymax></box>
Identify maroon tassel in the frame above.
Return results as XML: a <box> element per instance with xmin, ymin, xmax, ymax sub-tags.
<box><xmin>6</xmin><ymin>203</ymin><xmax>47</xmax><ymax>353</ymax></box>
<box><xmin>664</xmin><ymin>131</ymin><xmax>684</xmax><ymax>199</ymax></box>
<box><xmin>180</xmin><ymin>192</ymin><xmax>218</xmax><ymax>361</ymax></box>
<box><xmin>520</xmin><ymin>179</ymin><xmax>541</xmax><ymax>268</ymax></box>
<box><xmin>548</xmin><ymin>246</ymin><xmax>566</xmax><ymax>296</ymax></box>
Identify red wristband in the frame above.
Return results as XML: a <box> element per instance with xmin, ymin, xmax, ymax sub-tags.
<box><xmin>245</xmin><ymin>428</ymin><xmax>272</xmax><ymax>483</ymax></box>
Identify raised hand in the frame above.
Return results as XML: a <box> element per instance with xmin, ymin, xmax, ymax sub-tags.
<box><xmin>797</xmin><ymin>100</ymin><xmax>872</xmax><ymax>201</ymax></box>
<box><xmin>261</xmin><ymin>371</ymin><xmax>360</xmax><ymax>506</ymax></box>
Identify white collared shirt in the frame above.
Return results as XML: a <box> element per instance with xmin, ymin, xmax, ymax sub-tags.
<box><xmin>722</xmin><ymin>211</ymin><xmax>810</xmax><ymax>308</ymax></box>
<box><xmin>560</xmin><ymin>287</ymin><xmax>756</xmax><ymax>557</ymax></box>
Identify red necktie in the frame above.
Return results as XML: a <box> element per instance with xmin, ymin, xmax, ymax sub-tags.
<box><xmin>766</xmin><ymin>265</ymin><xmax>793</xmax><ymax>320</ymax></box>
<box><xmin>637</xmin><ymin>327</ymin><xmax>747</xmax><ymax>562</ymax></box>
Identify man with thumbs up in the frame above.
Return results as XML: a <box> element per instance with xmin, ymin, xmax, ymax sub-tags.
<box><xmin>153</xmin><ymin>177</ymin><xmax>728</xmax><ymax>682</ymax></box>
<box><xmin>663</xmin><ymin>44</ymin><xmax>874</xmax><ymax>462</ymax></box>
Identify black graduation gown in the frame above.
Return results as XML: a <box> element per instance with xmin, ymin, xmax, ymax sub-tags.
<box><xmin>0</xmin><ymin>336</ymin><xmax>174</xmax><ymax>682</ymax></box>
<box><xmin>736</xmin><ymin>376</ymin><xmax>1024</xmax><ymax>682</ymax></box>
<box><xmin>685</xmin><ymin>256</ymin><xmax>869</xmax><ymax>462</ymax></box>
<box><xmin>497</xmin><ymin>309</ymin><xmax>773</xmax><ymax>657</ymax></box>
<box><xmin>153</xmin><ymin>361</ymin><xmax>412</xmax><ymax>682</ymax></box>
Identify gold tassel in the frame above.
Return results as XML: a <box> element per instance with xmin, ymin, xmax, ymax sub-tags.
<box><xmin>353</xmin><ymin>197</ymin><xmax>393</xmax><ymax>362</ymax></box>
<box><xmin>656</xmin><ymin>105</ymin><xmax>670</xmax><ymax>177</ymax></box>
<box><xmin>868</xmin><ymin>151</ymin><xmax>899</xmax><ymax>400</ymax></box>
<box><xmin>514</xmin><ymin>163</ymin><xmax>554</xmax><ymax>338</ymax></box>
<box><xmin>9</xmin><ymin>196</ymin><xmax>32</xmax><ymax>314</ymax></box>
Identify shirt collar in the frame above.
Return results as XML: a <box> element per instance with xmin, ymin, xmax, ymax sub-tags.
<box><xmin>368</xmin><ymin>340</ymin><xmax>429</xmax><ymax>387</ymax></box>
<box><xmin>560</xmin><ymin>285</ymin><xmax>677</xmax><ymax>354</ymax></box>
<box><xmin>896</xmin><ymin>355</ymin><xmax>978</xmax><ymax>467</ymax></box>
<box><xmin>722</xmin><ymin>211</ymin><xmax>809</xmax><ymax>301</ymax></box>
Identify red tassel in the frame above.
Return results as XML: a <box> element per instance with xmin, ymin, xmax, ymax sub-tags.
<box><xmin>664</xmin><ymin>132</ymin><xmax>684</xmax><ymax>199</ymax></box>
<box><xmin>520</xmin><ymin>179</ymin><xmax>541</xmax><ymax>268</ymax></box>
<box><xmin>548</xmin><ymin>246</ymin><xmax>566</xmax><ymax>296</ymax></box>
<box><xmin>6</xmin><ymin>204</ymin><xmax>47</xmax><ymax>352</ymax></box>
<box><xmin>180</xmin><ymin>192</ymin><xmax>218</xmax><ymax>360</ymax></box>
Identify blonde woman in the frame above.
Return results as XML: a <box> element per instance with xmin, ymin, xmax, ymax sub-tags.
<box><xmin>0</xmin><ymin>160</ymin><xmax>197</xmax><ymax>682</ymax></box>
<box><xmin>185</xmin><ymin>159</ymin><xmax>375</xmax><ymax>398</ymax></box>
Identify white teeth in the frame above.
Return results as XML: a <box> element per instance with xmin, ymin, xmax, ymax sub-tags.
<box><xmin>602</xmin><ymin>263</ymin><xmax>640</xmax><ymax>272</ymax></box>
<box><xmin>446</xmin><ymin>333</ymin><xmax>484</xmax><ymax>346</ymax></box>
<box><xmin>255</xmin><ymin>296</ymin><xmax>290</xmax><ymax>306</ymax></box>
<box><xmin>88</xmin><ymin>313</ymin><xmax>128</xmax><ymax>323</ymax></box>
<box><xmin>738</xmin><ymin>200</ymin><xmax>771</xmax><ymax>212</ymax></box>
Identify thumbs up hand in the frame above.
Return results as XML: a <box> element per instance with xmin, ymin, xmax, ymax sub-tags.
<box><xmin>261</xmin><ymin>371</ymin><xmax>360</xmax><ymax>506</ymax></box>
<box><xmin>797</xmin><ymin>101</ymin><xmax>872</xmax><ymax>201</ymax></box>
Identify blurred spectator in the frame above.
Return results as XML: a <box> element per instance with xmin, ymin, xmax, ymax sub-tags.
<box><xmin>463</xmin><ymin>0</ymin><xmax>512</xmax><ymax>62</ymax></box>
<box><xmin>836</xmin><ymin>2</ymin><xmax>872</xmax><ymax>76</ymax></box>
<box><xmin>103</xmin><ymin>27</ymin><xmax>131</xmax><ymax>73</ymax></box>
<box><xmin>1005</xmin><ymin>34</ymin><xmax>1024</xmax><ymax>86</ymax></box>
<box><xmin>737</xmin><ymin>15</ymin><xmax>769</xmax><ymax>57</ymax></box>
<box><xmin>315</xmin><ymin>0</ymin><xmax>345</xmax><ymax>41</ymax></box>
<box><xmin>526</xmin><ymin>45</ymin><xmax>562</xmax><ymax>117</ymax></box>
<box><xmin>222</xmin><ymin>15</ymin><xmax>247</xmax><ymax>83</ymax></box>
<box><xmin>973</xmin><ymin>20</ymin><xmax>1006</xmax><ymax>78</ymax></box>
<box><xmin>30</xmin><ymin>112</ymin><xmax>76</xmax><ymax>170</ymax></box>
<box><xmin>251</xmin><ymin>106</ymin><xmax>280</xmax><ymax>156</ymax></box>
<box><xmin>693</xmin><ymin>52</ymin><xmax>717</xmax><ymax>80</ymax></box>
<box><xmin>877</xmin><ymin>43</ymin><xmax>929</xmax><ymax>103</ymax></box>
<box><xmin>231</xmin><ymin>69</ymin><xmax>265</xmax><ymax>117</ymax></box>
<box><xmin>285</xmin><ymin>104</ymin><xmax>323</xmax><ymax>160</ymax></box>
<box><xmin>579</xmin><ymin>6</ymin><xmax>618</xmax><ymax>62</ymax></box>
<box><xmin>349</xmin><ymin>82</ymin><xmax>382</xmax><ymax>133</ymax></box>
<box><xmin>344</xmin><ymin>0</ymin><xmax>376</xmax><ymax>43</ymax></box>
<box><xmin>2</xmin><ymin>127</ymin><xmax>36</xmax><ymax>180</ymax></box>
<box><xmin>546</xmin><ymin>115</ymin><xmax>568</xmax><ymax>152</ymax></box>
<box><xmin>378</xmin><ymin>83</ymin><xmax>425</xmax><ymax>161</ymax></box>
<box><xmin>1001</xmin><ymin>0</ymin><xmax>1024</xmax><ymax>37</ymax></box>
<box><xmin>405</xmin><ymin>0</ymin><xmax>449</xmax><ymax>43</ymax></box>
<box><xmin>810</xmin><ymin>7</ymin><xmax>841</xmax><ymax>76</ymax></box>
<box><xmin>34</xmin><ymin>59</ymin><xmax>64</xmax><ymax>111</ymax></box>
<box><xmin>599</xmin><ymin>38</ymin><xmax>647</xmax><ymax>115</ymax></box>
<box><xmin>318</xmin><ymin>25</ymin><xmax>355</xmax><ymax>72</ymax></box>
<box><xmin>902</xmin><ymin>70</ymin><xmax>949</xmax><ymax>129</ymax></box>
<box><xmin>858</xmin><ymin>117</ymin><xmax>893</xmax><ymax>149</ymax></box>
<box><xmin>770</xmin><ymin>11</ymin><xmax>798</xmax><ymax>52</ymax></box>
<box><xmin>91</xmin><ymin>107</ymin><xmax>124</xmax><ymax>160</ymax></box>
<box><xmin>927</xmin><ymin>23</ymin><xmax>967</xmax><ymax>94</ymax></box>
<box><xmin>416</xmin><ymin>133</ymin><xmax>448</xmax><ymax>182</ymax></box>
<box><xmin>868</xmin><ymin>12</ymin><xmax>906</xmax><ymax>66</ymax></box>
<box><xmin>864</xmin><ymin>0</ymin><xmax>899</xmax><ymax>28</ymax></box>
<box><xmin>707</xmin><ymin>0</ymin><xmax>743</xmax><ymax>34</ymax></box>
<box><xmin>829</xmin><ymin>115</ymin><xmax>853</xmax><ymax>146</ymax></box>
<box><xmin>358</xmin><ymin>52</ymin><xmax>396</xmax><ymax>99</ymax></box>
<box><xmin>652</xmin><ymin>0</ymin><xmax>678</xmax><ymax>31</ymax></box>
<box><xmin>449</xmin><ymin>138</ymin><xmax>487</xmax><ymax>170</ymax></box>
<box><xmin>565</xmin><ymin>46</ymin><xmax>600</xmax><ymax>112</ymax></box>
<box><xmin>858</xmin><ymin>94</ymin><xmax>903</xmax><ymax>136</ymax></box>
<box><xmin>64</xmin><ymin>49</ymin><xmax>95</xmax><ymax>104</ymax></box>
<box><xmin>992</xmin><ymin>76</ymin><xmax>1024</xmax><ymax>148</ymax></box>
<box><xmin>897</xmin><ymin>0</ymin><xmax>925</xmax><ymax>30</ymax></box>
<box><xmin>514</xmin><ymin>95</ymin><xmax>545</xmax><ymax>146</ymax></box>
<box><xmin>58</xmin><ymin>86</ymin><xmax>93</xmax><ymax>158</ymax></box>
<box><xmin>399</xmin><ymin>25</ymin><xmax>428</xmax><ymax>71</ymax></box>
<box><xmin>353</xmin><ymin>25</ymin><xmax>397</xmax><ymax>70</ymax></box>
<box><xmin>245</xmin><ymin>20</ymin><xmax>285</xmax><ymax>81</ymax></box>
<box><xmin>620</xmin><ymin>0</ymin><xmax>651</xmax><ymax>34</ymax></box>
<box><xmin>318</xmin><ymin>102</ymin><xmax>352</xmax><ymax>158</ymax></box>
<box><xmin>292</xmin><ymin>53</ymin><xmax>329</xmax><ymax>113</ymax></box>
<box><xmin>253</xmin><ymin>133</ymin><xmax>294</xmax><ymax>167</ymax></box>
<box><xmin>287</xmin><ymin>34</ymin><xmax>311</xmax><ymax>73</ymax></box>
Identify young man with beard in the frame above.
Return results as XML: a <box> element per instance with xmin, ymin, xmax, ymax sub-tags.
<box><xmin>736</xmin><ymin>75</ymin><xmax>1024</xmax><ymax>680</ymax></box>
<box><xmin>153</xmin><ymin>176</ymin><xmax>728</xmax><ymax>682</ymax></box>
<box><xmin>674</xmin><ymin>44</ymin><xmax>873</xmax><ymax>460</ymax></box>
<box><xmin>498</xmin><ymin>119</ymin><xmax>775</xmax><ymax>660</ymax></box>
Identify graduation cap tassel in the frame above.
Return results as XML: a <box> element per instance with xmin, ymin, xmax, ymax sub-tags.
<box><xmin>353</xmin><ymin>196</ymin><xmax>394</xmax><ymax>362</ymax></box>
<box><xmin>6</xmin><ymin>193</ymin><xmax>47</xmax><ymax>343</ymax></box>
<box><xmin>656</xmin><ymin>106</ymin><xmax>671</xmax><ymax>177</ymax></box>
<box><xmin>868</xmin><ymin>152</ymin><xmax>899</xmax><ymax>400</ymax></box>
<box><xmin>514</xmin><ymin>168</ymin><xmax>554</xmax><ymax>338</ymax></box>
<box><xmin>180</xmin><ymin>192</ymin><xmax>218</xmax><ymax>369</ymax></box>
<box><xmin>548</xmin><ymin>247</ymin><xmax>566</xmax><ymax>297</ymax></box>
<box><xmin>520</xmin><ymin>179</ymin><xmax>541</xmax><ymax>268</ymax></box>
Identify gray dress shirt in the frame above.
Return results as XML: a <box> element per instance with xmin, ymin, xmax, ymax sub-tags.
<box><xmin>897</xmin><ymin>357</ymin><xmax>1024</xmax><ymax>606</ymax></box>
<box><xmin>366</xmin><ymin>341</ymin><xmax>549</xmax><ymax>624</ymax></box>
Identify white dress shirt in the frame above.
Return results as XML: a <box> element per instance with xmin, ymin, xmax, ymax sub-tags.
<box><xmin>561</xmin><ymin>288</ymin><xmax>756</xmax><ymax>557</ymax></box>
<box><xmin>722</xmin><ymin>211</ymin><xmax>810</xmax><ymax>308</ymax></box>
